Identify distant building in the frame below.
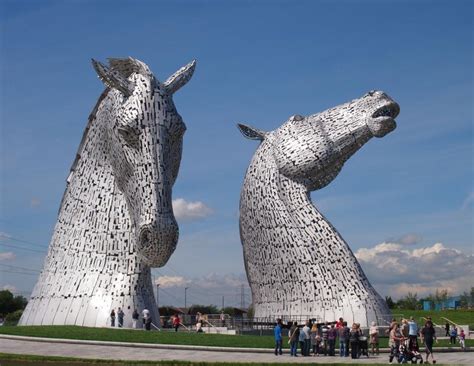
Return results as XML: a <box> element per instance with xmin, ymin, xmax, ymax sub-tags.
<box><xmin>423</xmin><ymin>296</ymin><xmax>461</xmax><ymax>311</ymax></box>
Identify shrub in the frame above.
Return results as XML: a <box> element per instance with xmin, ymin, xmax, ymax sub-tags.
<box><xmin>4</xmin><ymin>309</ymin><xmax>23</xmax><ymax>326</ymax></box>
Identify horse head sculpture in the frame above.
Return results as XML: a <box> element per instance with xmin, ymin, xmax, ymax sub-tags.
<box><xmin>20</xmin><ymin>57</ymin><xmax>195</xmax><ymax>327</ymax></box>
<box><xmin>92</xmin><ymin>57</ymin><xmax>195</xmax><ymax>266</ymax></box>
<box><xmin>238</xmin><ymin>90</ymin><xmax>399</xmax><ymax>326</ymax></box>
<box><xmin>239</xmin><ymin>90</ymin><xmax>399</xmax><ymax>190</ymax></box>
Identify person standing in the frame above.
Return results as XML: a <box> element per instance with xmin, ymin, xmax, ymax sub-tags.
<box><xmin>449</xmin><ymin>326</ymin><xmax>457</xmax><ymax>345</ymax></box>
<box><xmin>110</xmin><ymin>309</ymin><xmax>116</xmax><ymax>327</ymax></box>
<box><xmin>172</xmin><ymin>313</ymin><xmax>180</xmax><ymax>332</ymax></box>
<box><xmin>459</xmin><ymin>328</ymin><xmax>466</xmax><ymax>350</ymax></box>
<box><xmin>349</xmin><ymin>323</ymin><xmax>360</xmax><ymax>359</ymax></box>
<box><xmin>369</xmin><ymin>321</ymin><xmax>379</xmax><ymax>355</ymax></box>
<box><xmin>388</xmin><ymin>322</ymin><xmax>404</xmax><ymax>364</ymax></box>
<box><xmin>117</xmin><ymin>308</ymin><xmax>124</xmax><ymax>328</ymax></box>
<box><xmin>407</xmin><ymin>316</ymin><xmax>418</xmax><ymax>346</ymax></box>
<box><xmin>328</xmin><ymin>324</ymin><xmax>337</xmax><ymax>356</ymax></box>
<box><xmin>273</xmin><ymin>319</ymin><xmax>283</xmax><ymax>356</ymax></box>
<box><xmin>321</xmin><ymin>322</ymin><xmax>329</xmax><ymax>356</ymax></box>
<box><xmin>401</xmin><ymin>319</ymin><xmax>409</xmax><ymax>338</ymax></box>
<box><xmin>132</xmin><ymin>309</ymin><xmax>139</xmax><ymax>329</ymax></box>
<box><xmin>339</xmin><ymin>321</ymin><xmax>350</xmax><ymax>357</ymax></box>
<box><xmin>298</xmin><ymin>324</ymin><xmax>306</xmax><ymax>356</ymax></box>
<box><xmin>220</xmin><ymin>311</ymin><xmax>226</xmax><ymax>327</ymax></box>
<box><xmin>421</xmin><ymin>320</ymin><xmax>437</xmax><ymax>364</ymax></box>
<box><xmin>445</xmin><ymin>322</ymin><xmax>450</xmax><ymax>337</ymax></box>
<box><xmin>310</xmin><ymin>323</ymin><xmax>319</xmax><ymax>356</ymax></box>
<box><xmin>289</xmin><ymin>321</ymin><xmax>300</xmax><ymax>357</ymax></box>
<box><xmin>142</xmin><ymin>308</ymin><xmax>150</xmax><ymax>330</ymax></box>
<box><xmin>302</xmin><ymin>320</ymin><xmax>311</xmax><ymax>356</ymax></box>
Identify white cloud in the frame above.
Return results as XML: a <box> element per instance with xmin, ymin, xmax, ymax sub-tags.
<box><xmin>355</xmin><ymin>241</ymin><xmax>474</xmax><ymax>299</ymax></box>
<box><xmin>0</xmin><ymin>252</ymin><xmax>15</xmax><ymax>261</ymax></box>
<box><xmin>155</xmin><ymin>273</ymin><xmax>247</xmax><ymax>290</ymax></box>
<box><xmin>172</xmin><ymin>198</ymin><xmax>213</xmax><ymax>221</ymax></box>
<box><xmin>194</xmin><ymin>273</ymin><xmax>247</xmax><ymax>289</ymax></box>
<box><xmin>0</xmin><ymin>232</ymin><xmax>11</xmax><ymax>240</ymax></box>
<box><xmin>2</xmin><ymin>284</ymin><xmax>17</xmax><ymax>293</ymax></box>
<box><xmin>155</xmin><ymin>275</ymin><xmax>191</xmax><ymax>288</ymax></box>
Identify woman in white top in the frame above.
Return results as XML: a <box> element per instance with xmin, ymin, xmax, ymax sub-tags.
<box><xmin>369</xmin><ymin>321</ymin><xmax>379</xmax><ymax>355</ymax></box>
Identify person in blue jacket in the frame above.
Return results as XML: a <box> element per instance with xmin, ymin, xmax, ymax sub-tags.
<box><xmin>274</xmin><ymin>318</ymin><xmax>283</xmax><ymax>355</ymax></box>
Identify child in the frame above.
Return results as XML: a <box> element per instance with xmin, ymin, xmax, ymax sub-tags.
<box><xmin>459</xmin><ymin>329</ymin><xmax>466</xmax><ymax>350</ymax></box>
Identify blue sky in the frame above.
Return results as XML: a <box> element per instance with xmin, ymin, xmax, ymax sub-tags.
<box><xmin>0</xmin><ymin>0</ymin><xmax>472</xmax><ymax>306</ymax></box>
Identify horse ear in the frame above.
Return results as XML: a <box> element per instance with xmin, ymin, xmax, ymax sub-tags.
<box><xmin>163</xmin><ymin>60</ymin><xmax>196</xmax><ymax>94</ymax></box>
<box><xmin>237</xmin><ymin>123</ymin><xmax>266</xmax><ymax>141</ymax></box>
<box><xmin>91</xmin><ymin>59</ymin><xmax>135</xmax><ymax>97</ymax></box>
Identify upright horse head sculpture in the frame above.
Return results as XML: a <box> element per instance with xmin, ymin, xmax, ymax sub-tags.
<box><xmin>238</xmin><ymin>91</ymin><xmax>399</xmax><ymax>326</ymax></box>
<box><xmin>20</xmin><ymin>57</ymin><xmax>195</xmax><ymax>327</ymax></box>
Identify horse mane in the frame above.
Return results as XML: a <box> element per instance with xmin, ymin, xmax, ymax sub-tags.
<box><xmin>57</xmin><ymin>58</ymin><xmax>155</xmax><ymax>215</ymax></box>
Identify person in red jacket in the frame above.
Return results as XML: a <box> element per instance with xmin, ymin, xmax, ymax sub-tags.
<box><xmin>173</xmin><ymin>314</ymin><xmax>181</xmax><ymax>332</ymax></box>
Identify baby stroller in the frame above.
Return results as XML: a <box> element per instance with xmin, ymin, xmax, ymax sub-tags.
<box><xmin>407</xmin><ymin>339</ymin><xmax>423</xmax><ymax>364</ymax></box>
<box><xmin>358</xmin><ymin>336</ymin><xmax>369</xmax><ymax>357</ymax></box>
<box><xmin>397</xmin><ymin>343</ymin><xmax>409</xmax><ymax>364</ymax></box>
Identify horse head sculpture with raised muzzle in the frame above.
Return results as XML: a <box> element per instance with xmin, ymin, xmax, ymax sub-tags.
<box><xmin>238</xmin><ymin>90</ymin><xmax>399</xmax><ymax>326</ymax></box>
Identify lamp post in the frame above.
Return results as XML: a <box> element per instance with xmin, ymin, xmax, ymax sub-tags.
<box><xmin>184</xmin><ymin>287</ymin><xmax>189</xmax><ymax>309</ymax></box>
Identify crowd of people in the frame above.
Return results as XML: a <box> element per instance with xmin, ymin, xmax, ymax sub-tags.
<box><xmin>273</xmin><ymin>316</ymin><xmax>467</xmax><ymax>363</ymax></box>
<box><xmin>274</xmin><ymin>318</ymin><xmax>374</xmax><ymax>359</ymax></box>
<box><xmin>445</xmin><ymin>321</ymin><xmax>466</xmax><ymax>349</ymax></box>
<box><xmin>108</xmin><ymin>309</ymin><xmax>228</xmax><ymax>333</ymax></box>
<box><xmin>109</xmin><ymin>308</ymin><xmax>151</xmax><ymax>330</ymax></box>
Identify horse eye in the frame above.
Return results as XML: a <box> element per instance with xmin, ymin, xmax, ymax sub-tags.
<box><xmin>117</xmin><ymin>126</ymin><xmax>141</xmax><ymax>149</ymax></box>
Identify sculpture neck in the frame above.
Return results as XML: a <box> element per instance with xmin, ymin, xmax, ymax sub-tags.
<box><xmin>55</xmin><ymin>119</ymin><xmax>133</xmax><ymax>255</ymax></box>
<box><xmin>20</xmin><ymin>92</ymin><xmax>159</xmax><ymax>327</ymax></box>
<box><xmin>240</xmin><ymin>141</ymin><xmax>389</xmax><ymax>325</ymax></box>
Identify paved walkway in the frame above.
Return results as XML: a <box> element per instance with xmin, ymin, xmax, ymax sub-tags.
<box><xmin>0</xmin><ymin>336</ymin><xmax>473</xmax><ymax>364</ymax></box>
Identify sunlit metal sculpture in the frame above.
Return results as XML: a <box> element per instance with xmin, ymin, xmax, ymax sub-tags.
<box><xmin>20</xmin><ymin>57</ymin><xmax>196</xmax><ymax>327</ymax></box>
<box><xmin>238</xmin><ymin>90</ymin><xmax>399</xmax><ymax>326</ymax></box>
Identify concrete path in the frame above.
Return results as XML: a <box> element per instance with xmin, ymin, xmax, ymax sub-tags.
<box><xmin>0</xmin><ymin>336</ymin><xmax>473</xmax><ymax>364</ymax></box>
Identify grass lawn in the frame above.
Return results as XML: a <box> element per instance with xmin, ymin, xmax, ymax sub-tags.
<box><xmin>389</xmin><ymin>309</ymin><xmax>474</xmax><ymax>329</ymax></box>
<box><xmin>0</xmin><ymin>325</ymin><xmax>472</xmax><ymax>349</ymax></box>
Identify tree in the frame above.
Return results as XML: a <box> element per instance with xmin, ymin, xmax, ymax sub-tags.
<box><xmin>222</xmin><ymin>307</ymin><xmax>237</xmax><ymax>316</ymax></box>
<box><xmin>246</xmin><ymin>304</ymin><xmax>254</xmax><ymax>318</ymax></box>
<box><xmin>434</xmin><ymin>288</ymin><xmax>449</xmax><ymax>308</ymax></box>
<box><xmin>0</xmin><ymin>290</ymin><xmax>27</xmax><ymax>316</ymax></box>
<box><xmin>396</xmin><ymin>292</ymin><xmax>421</xmax><ymax>310</ymax></box>
<box><xmin>459</xmin><ymin>287</ymin><xmax>474</xmax><ymax>308</ymax></box>
<box><xmin>385</xmin><ymin>296</ymin><xmax>395</xmax><ymax>309</ymax></box>
<box><xmin>187</xmin><ymin>304</ymin><xmax>219</xmax><ymax>315</ymax></box>
<box><xmin>158</xmin><ymin>306</ymin><xmax>179</xmax><ymax>316</ymax></box>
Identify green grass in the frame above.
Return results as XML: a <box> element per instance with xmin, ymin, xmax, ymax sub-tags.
<box><xmin>0</xmin><ymin>326</ymin><xmax>274</xmax><ymax>348</ymax></box>
<box><xmin>0</xmin><ymin>325</ymin><xmax>472</xmax><ymax>349</ymax></box>
<box><xmin>390</xmin><ymin>309</ymin><xmax>474</xmax><ymax>329</ymax></box>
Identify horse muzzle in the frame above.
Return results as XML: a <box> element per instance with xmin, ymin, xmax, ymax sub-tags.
<box><xmin>137</xmin><ymin>217</ymin><xmax>179</xmax><ymax>267</ymax></box>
